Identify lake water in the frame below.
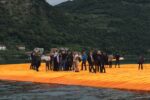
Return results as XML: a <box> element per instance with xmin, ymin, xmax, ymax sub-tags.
<box><xmin>0</xmin><ymin>80</ymin><xmax>150</xmax><ymax>100</ymax></box>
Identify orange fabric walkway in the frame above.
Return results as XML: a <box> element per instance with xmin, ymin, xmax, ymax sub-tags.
<box><xmin>0</xmin><ymin>63</ymin><xmax>150</xmax><ymax>91</ymax></box>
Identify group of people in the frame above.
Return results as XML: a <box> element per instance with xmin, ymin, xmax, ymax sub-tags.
<box><xmin>30</xmin><ymin>49</ymin><xmax>123</xmax><ymax>73</ymax></box>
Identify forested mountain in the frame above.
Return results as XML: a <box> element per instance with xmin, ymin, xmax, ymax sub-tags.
<box><xmin>0</xmin><ymin>0</ymin><xmax>150</xmax><ymax>55</ymax></box>
<box><xmin>0</xmin><ymin>0</ymin><xmax>77</xmax><ymax>50</ymax></box>
<box><xmin>57</xmin><ymin>0</ymin><xmax>150</xmax><ymax>54</ymax></box>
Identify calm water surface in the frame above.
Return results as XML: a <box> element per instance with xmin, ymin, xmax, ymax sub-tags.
<box><xmin>0</xmin><ymin>80</ymin><xmax>150</xmax><ymax>100</ymax></box>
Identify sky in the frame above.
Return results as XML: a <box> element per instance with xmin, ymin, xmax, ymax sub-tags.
<box><xmin>46</xmin><ymin>0</ymin><xmax>69</xmax><ymax>6</ymax></box>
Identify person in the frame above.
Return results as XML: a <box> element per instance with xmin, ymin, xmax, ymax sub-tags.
<box><xmin>72</xmin><ymin>52</ymin><xmax>76</xmax><ymax>71</ymax></box>
<box><xmin>138</xmin><ymin>55</ymin><xmax>144</xmax><ymax>70</ymax></box>
<box><xmin>45</xmin><ymin>55</ymin><xmax>51</xmax><ymax>71</ymax></box>
<box><xmin>50</xmin><ymin>53</ymin><xmax>54</xmax><ymax>70</ymax></box>
<box><xmin>30</xmin><ymin>52</ymin><xmax>36</xmax><ymax>70</ymax></box>
<box><xmin>34</xmin><ymin>51</ymin><xmax>41</xmax><ymax>72</ymax></box>
<box><xmin>93</xmin><ymin>50</ymin><xmax>98</xmax><ymax>72</ymax></box>
<box><xmin>96</xmin><ymin>51</ymin><xmax>101</xmax><ymax>72</ymax></box>
<box><xmin>97</xmin><ymin>51</ymin><xmax>106</xmax><ymax>73</ymax></box>
<box><xmin>75</xmin><ymin>53</ymin><xmax>81</xmax><ymax>72</ymax></box>
<box><xmin>87</xmin><ymin>51</ymin><xmax>96</xmax><ymax>73</ymax></box>
<box><xmin>59</xmin><ymin>50</ymin><xmax>67</xmax><ymax>71</ymax></box>
<box><xmin>53</xmin><ymin>51</ymin><xmax>59</xmax><ymax>71</ymax></box>
<box><xmin>66</xmin><ymin>51</ymin><xmax>73</xmax><ymax>71</ymax></box>
<box><xmin>104</xmin><ymin>53</ymin><xmax>108</xmax><ymax>68</ymax></box>
<box><xmin>101</xmin><ymin>52</ymin><xmax>106</xmax><ymax>73</ymax></box>
<box><xmin>115</xmin><ymin>53</ymin><xmax>120</xmax><ymax>68</ymax></box>
<box><xmin>81</xmin><ymin>51</ymin><xmax>87</xmax><ymax>71</ymax></box>
<box><xmin>108</xmin><ymin>54</ymin><xmax>113</xmax><ymax>68</ymax></box>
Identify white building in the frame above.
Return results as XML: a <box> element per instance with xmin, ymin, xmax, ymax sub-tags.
<box><xmin>0</xmin><ymin>45</ymin><xmax>7</xmax><ymax>51</ymax></box>
<box><xmin>17</xmin><ymin>45</ymin><xmax>26</xmax><ymax>51</ymax></box>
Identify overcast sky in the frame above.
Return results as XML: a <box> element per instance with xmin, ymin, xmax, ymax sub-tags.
<box><xmin>46</xmin><ymin>0</ymin><xmax>69</xmax><ymax>5</ymax></box>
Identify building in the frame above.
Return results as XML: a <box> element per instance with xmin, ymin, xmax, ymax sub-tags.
<box><xmin>17</xmin><ymin>45</ymin><xmax>26</xmax><ymax>51</ymax></box>
<box><xmin>0</xmin><ymin>45</ymin><xmax>7</xmax><ymax>51</ymax></box>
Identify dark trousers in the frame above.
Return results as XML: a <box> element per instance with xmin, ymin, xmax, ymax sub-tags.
<box><xmin>89</xmin><ymin>62</ymin><xmax>96</xmax><ymax>73</ymax></box>
<box><xmin>68</xmin><ymin>61</ymin><xmax>73</xmax><ymax>71</ymax></box>
<box><xmin>115</xmin><ymin>60</ymin><xmax>120</xmax><ymax>68</ymax></box>
<box><xmin>54</xmin><ymin>61</ymin><xmax>59</xmax><ymax>71</ymax></box>
<box><xmin>138</xmin><ymin>63</ymin><xmax>143</xmax><ymax>70</ymax></box>
<box><xmin>30</xmin><ymin>60</ymin><xmax>36</xmax><ymax>70</ymax></box>
<box><xmin>46</xmin><ymin>61</ymin><xmax>50</xmax><ymax>71</ymax></box>
<box><xmin>108</xmin><ymin>61</ymin><xmax>112</xmax><ymax>68</ymax></box>
<box><xmin>94</xmin><ymin>61</ymin><xmax>99</xmax><ymax>72</ymax></box>
<box><xmin>35</xmin><ymin>61</ymin><xmax>41</xmax><ymax>72</ymax></box>
<box><xmin>101</xmin><ymin>63</ymin><xmax>106</xmax><ymax>73</ymax></box>
<box><xmin>81</xmin><ymin>61</ymin><xmax>87</xmax><ymax>70</ymax></box>
<box><xmin>98</xmin><ymin>62</ymin><xmax>106</xmax><ymax>73</ymax></box>
<box><xmin>50</xmin><ymin>61</ymin><xmax>53</xmax><ymax>70</ymax></box>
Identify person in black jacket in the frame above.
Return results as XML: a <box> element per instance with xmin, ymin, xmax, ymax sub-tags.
<box><xmin>101</xmin><ymin>52</ymin><xmax>106</xmax><ymax>73</ymax></box>
<box><xmin>115</xmin><ymin>53</ymin><xmax>120</xmax><ymax>68</ymax></box>
<box><xmin>93</xmin><ymin>50</ymin><xmax>99</xmax><ymax>72</ymax></box>
<box><xmin>104</xmin><ymin>53</ymin><xmax>108</xmax><ymax>68</ymax></box>
<box><xmin>138</xmin><ymin>55</ymin><xmax>144</xmax><ymax>70</ymax></box>
<box><xmin>97</xmin><ymin>51</ymin><xmax>106</xmax><ymax>73</ymax></box>
<box><xmin>66</xmin><ymin>51</ymin><xmax>73</xmax><ymax>71</ymax></box>
<box><xmin>87</xmin><ymin>51</ymin><xmax>96</xmax><ymax>73</ymax></box>
<box><xmin>53</xmin><ymin>51</ymin><xmax>59</xmax><ymax>71</ymax></box>
<box><xmin>97</xmin><ymin>51</ymin><xmax>102</xmax><ymax>73</ymax></box>
<box><xmin>30</xmin><ymin>52</ymin><xmax>36</xmax><ymax>70</ymax></box>
<box><xmin>34</xmin><ymin>51</ymin><xmax>41</xmax><ymax>72</ymax></box>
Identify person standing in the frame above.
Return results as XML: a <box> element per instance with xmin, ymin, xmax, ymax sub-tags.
<box><xmin>108</xmin><ymin>54</ymin><xmax>113</xmax><ymax>68</ymax></box>
<box><xmin>87</xmin><ymin>51</ymin><xmax>96</xmax><ymax>73</ymax></box>
<box><xmin>50</xmin><ymin>53</ymin><xmax>54</xmax><ymax>70</ymax></box>
<box><xmin>104</xmin><ymin>53</ymin><xmax>108</xmax><ymax>68</ymax></box>
<box><xmin>34</xmin><ymin>51</ymin><xmax>41</xmax><ymax>72</ymax></box>
<box><xmin>53</xmin><ymin>51</ymin><xmax>59</xmax><ymax>71</ymax></box>
<box><xmin>73</xmin><ymin>52</ymin><xmax>80</xmax><ymax>72</ymax></box>
<box><xmin>81</xmin><ymin>51</ymin><xmax>87</xmax><ymax>71</ymax></box>
<box><xmin>138</xmin><ymin>55</ymin><xmax>144</xmax><ymax>70</ymax></box>
<box><xmin>45</xmin><ymin>55</ymin><xmax>51</xmax><ymax>71</ymax></box>
<box><xmin>30</xmin><ymin>52</ymin><xmax>36</xmax><ymax>70</ymax></box>
<box><xmin>93</xmin><ymin>50</ymin><xmax>99</xmax><ymax>72</ymax></box>
<box><xmin>66</xmin><ymin>51</ymin><xmax>73</xmax><ymax>71</ymax></box>
<box><xmin>101</xmin><ymin>52</ymin><xmax>106</xmax><ymax>73</ymax></box>
<box><xmin>115</xmin><ymin>53</ymin><xmax>120</xmax><ymax>68</ymax></box>
<box><xmin>97</xmin><ymin>51</ymin><xmax>102</xmax><ymax>73</ymax></box>
<box><xmin>60</xmin><ymin>51</ymin><xmax>67</xmax><ymax>71</ymax></box>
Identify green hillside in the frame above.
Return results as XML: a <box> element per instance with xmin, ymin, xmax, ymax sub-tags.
<box><xmin>0</xmin><ymin>0</ymin><xmax>149</xmax><ymax>55</ymax></box>
<box><xmin>0</xmin><ymin>0</ymin><xmax>77</xmax><ymax>50</ymax></box>
<box><xmin>57</xmin><ymin>0</ymin><xmax>150</xmax><ymax>54</ymax></box>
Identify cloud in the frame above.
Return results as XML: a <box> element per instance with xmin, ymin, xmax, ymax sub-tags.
<box><xmin>46</xmin><ymin>0</ymin><xmax>69</xmax><ymax>5</ymax></box>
